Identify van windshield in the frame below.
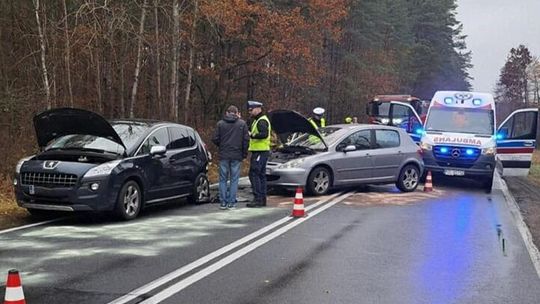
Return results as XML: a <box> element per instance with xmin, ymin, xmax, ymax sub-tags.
<box><xmin>425</xmin><ymin>107</ymin><xmax>494</xmax><ymax>135</ymax></box>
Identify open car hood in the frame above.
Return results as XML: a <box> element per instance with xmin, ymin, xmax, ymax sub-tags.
<box><xmin>268</xmin><ymin>109</ymin><xmax>327</xmax><ymax>148</ymax></box>
<box><xmin>33</xmin><ymin>108</ymin><xmax>126</xmax><ymax>149</ymax></box>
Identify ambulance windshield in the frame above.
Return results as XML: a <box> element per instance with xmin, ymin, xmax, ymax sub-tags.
<box><xmin>425</xmin><ymin>107</ymin><xmax>494</xmax><ymax>135</ymax></box>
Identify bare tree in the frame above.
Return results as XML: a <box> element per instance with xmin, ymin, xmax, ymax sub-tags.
<box><xmin>170</xmin><ymin>0</ymin><xmax>180</xmax><ymax>121</ymax></box>
<box><xmin>183</xmin><ymin>0</ymin><xmax>198</xmax><ymax>123</ymax></box>
<box><xmin>33</xmin><ymin>0</ymin><xmax>51</xmax><ymax>109</ymax></box>
<box><xmin>62</xmin><ymin>0</ymin><xmax>74</xmax><ymax>107</ymax></box>
<box><xmin>129</xmin><ymin>0</ymin><xmax>149</xmax><ymax>118</ymax></box>
<box><xmin>154</xmin><ymin>0</ymin><xmax>162</xmax><ymax>119</ymax></box>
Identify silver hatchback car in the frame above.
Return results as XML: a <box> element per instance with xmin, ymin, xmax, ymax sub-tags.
<box><xmin>266</xmin><ymin>110</ymin><xmax>424</xmax><ymax>195</ymax></box>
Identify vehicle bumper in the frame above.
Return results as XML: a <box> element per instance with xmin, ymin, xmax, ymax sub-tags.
<box><xmin>422</xmin><ymin>152</ymin><xmax>495</xmax><ymax>177</ymax></box>
<box><xmin>14</xmin><ymin>175</ymin><xmax>118</xmax><ymax>212</ymax></box>
<box><xmin>266</xmin><ymin>167</ymin><xmax>308</xmax><ymax>187</ymax></box>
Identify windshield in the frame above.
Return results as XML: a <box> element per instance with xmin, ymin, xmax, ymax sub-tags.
<box><xmin>369</xmin><ymin>101</ymin><xmax>427</xmax><ymax>118</ymax></box>
<box><xmin>425</xmin><ymin>107</ymin><xmax>494</xmax><ymax>135</ymax></box>
<box><xmin>46</xmin><ymin>134</ymin><xmax>125</xmax><ymax>155</ymax></box>
<box><xmin>112</xmin><ymin>123</ymin><xmax>150</xmax><ymax>151</ymax></box>
<box><xmin>288</xmin><ymin>127</ymin><xmax>343</xmax><ymax>150</ymax></box>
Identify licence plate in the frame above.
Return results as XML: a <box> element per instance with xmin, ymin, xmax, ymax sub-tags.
<box><xmin>444</xmin><ymin>169</ymin><xmax>465</xmax><ymax>176</ymax></box>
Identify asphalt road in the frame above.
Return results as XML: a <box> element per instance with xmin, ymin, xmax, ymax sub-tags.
<box><xmin>1</xmin><ymin>176</ymin><xmax>539</xmax><ymax>303</ymax></box>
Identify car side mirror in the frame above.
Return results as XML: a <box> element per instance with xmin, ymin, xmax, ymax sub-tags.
<box><xmin>343</xmin><ymin>145</ymin><xmax>357</xmax><ymax>153</ymax></box>
<box><xmin>150</xmin><ymin>145</ymin><xmax>166</xmax><ymax>156</ymax></box>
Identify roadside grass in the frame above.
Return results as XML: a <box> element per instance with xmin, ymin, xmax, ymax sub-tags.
<box><xmin>528</xmin><ymin>150</ymin><xmax>540</xmax><ymax>185</ymax></box>
<box><xmin>0</xmin><ymin>174</ymin><xmax>30</xmax><ymax>230</ymax></box>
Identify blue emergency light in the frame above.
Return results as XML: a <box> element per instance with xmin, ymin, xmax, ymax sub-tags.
<box><xmin>440</xmin><ymin>147</ymin><xmax>448</xmax><ymax>153</ymax></box>
<box><xmin>466</xmin><ymin>149</ymin><xmax>474</xmax><ymax>155</ymax></box>
<box><xmin>444</xmin><ymin>97</ymin><xmax>453</xmax><ymax>104</ymax></box>
<box><xmin>415</xmin><ymin>128</ymin><xmax>424</xmax><ymax>135</ymax></box>
<box><xmin>472</xmin><ymin>98</ymin><xmax>482</xmax><ymax>106</ymax></box>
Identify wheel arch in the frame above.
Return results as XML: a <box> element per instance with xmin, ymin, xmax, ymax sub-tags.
<box><xmin>306</xmin><ymin>163</ymin><xmax>335</xmax><ymax>188</ymax></box>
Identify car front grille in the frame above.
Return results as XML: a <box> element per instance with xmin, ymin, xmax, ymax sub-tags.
<box><xmin>433</xmin><ymin>146</ymin><xmax>481</xmax><ymax>162</ymax></box>
<box><xmin>21</xmin><ymin>172</ymin><xmax>78</xmax><ymax>188</ymax></box>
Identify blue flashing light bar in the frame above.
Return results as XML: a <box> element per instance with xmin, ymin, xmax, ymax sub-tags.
<box><xmin>466</xmin><ymin>149</ymin><xmax>474</xmax><ymax>155</ymax></box>
<box><xmin>440</xmin><ymin>147</ymin><xmax>448</xmax><ymax>153</ymax></box>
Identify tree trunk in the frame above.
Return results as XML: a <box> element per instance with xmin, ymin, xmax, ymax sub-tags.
<box><xmin>120</xmin><ymin>64</ymin><xmax>125</xmax><ymax>117</ymax></box>
<box><xmin>183</xmin><ymin>0</ymin><xmax>198</xmax><ymax>124</ymax></box>
<box><xmin>129</xmin><ymin>0</ymin><xmax>148</xmax><ymax>118</ymax></box>
<box><xmin>154</xmin><ymin>0</ymin><xmax>162</xmax><ymax>119</ymax></box>
<box><xmin>62</xmin><ymin>0</ymin><xmax>73</xmax><ymax>107</ymax></box>
<box><xmin>33</xmin><ymin>0</ymin><xmax>51</xmax><ymax>110</ymax></box>
<box><xmin>170</xmin><ymin>0</ymin><xmax>180</xmax><ymax>121</ymax></box>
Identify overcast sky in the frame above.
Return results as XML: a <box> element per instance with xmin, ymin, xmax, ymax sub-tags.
<box><xmin>456</xmin><ymin>0</ymin><xmax>540</xmax><ymax>93</ymax></box>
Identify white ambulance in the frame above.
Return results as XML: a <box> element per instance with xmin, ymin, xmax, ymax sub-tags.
<box><xmin>384</xmin><ymin>91</ymin><xmax>538</xmax><ymax>191</ymax></box>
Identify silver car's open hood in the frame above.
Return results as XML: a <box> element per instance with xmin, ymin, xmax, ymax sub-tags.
<box><xmin>268</xmin><ymin>109</ymin><xmax>327</xmax><ymax>149</ymax></box>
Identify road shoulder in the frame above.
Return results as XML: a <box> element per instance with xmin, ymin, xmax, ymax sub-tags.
<box><xmin>498</xmin><ymin>174</ymin><xmax>540</xmax><ymax>277</ymax></box>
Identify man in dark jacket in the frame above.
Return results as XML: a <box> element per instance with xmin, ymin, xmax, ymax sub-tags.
<box><xmin>212</xmin><ymin>105</ymin><xmax>250</xmax><ymax>209</ymax></box>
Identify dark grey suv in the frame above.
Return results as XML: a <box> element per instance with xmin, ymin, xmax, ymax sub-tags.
<box><xmin>14</xmin><ymin>108</ymin><xmax>210</xmax><ymax>220</ymax></box>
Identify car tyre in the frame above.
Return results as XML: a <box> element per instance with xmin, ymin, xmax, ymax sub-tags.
<box><xmin>188</xmin><ymin>173</ymin><xmax>210</xmax><ymax>204</ymax></box>
<box><xmin>307</xmin><ymin>167</ymin><xmax>332</xmax><ymax>196</ymax></box>
<box><xmin>115</xmin><ymin>180</ymin><xmax>142</xmax><ymax>220</ymax></box>
<box><xmin>396</xmin><ymin>164</ymin><xmax>420</xmax><ymax>192</ymax></box>
<box><xmin>483</xmin><ymin>174</ymin><xmax>494</xmax><ymax>193</ymax></box>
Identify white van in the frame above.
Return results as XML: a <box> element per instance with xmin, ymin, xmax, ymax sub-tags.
<box><xmin>384</xmin><ymin>91</ymin><xmax>538</xmax><ymax>191</ymax></box>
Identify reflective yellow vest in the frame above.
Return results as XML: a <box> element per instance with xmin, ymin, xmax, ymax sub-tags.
<box><xmin>249</xmin><ymin>115</ymin><xmax>271</xmax><ymax>151</ymax></box>
<box><xmin>308</xmin><ymin>117</ymin><xmax>326</xmax><ymax>129</ymax></box>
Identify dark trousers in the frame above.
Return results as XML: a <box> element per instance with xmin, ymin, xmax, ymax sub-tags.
<box><xmin>249</xmin><ymin>151</ymin><xmax>269</xmax><ymax>203</ymax></box>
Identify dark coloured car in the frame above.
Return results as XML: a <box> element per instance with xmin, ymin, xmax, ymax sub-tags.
<box><xmin>14</xmin><ymin>108</ymin><xmax>211</xmax><ymax>220</ymax></box>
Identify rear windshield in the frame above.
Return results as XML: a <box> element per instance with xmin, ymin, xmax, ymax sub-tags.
<box><xmin>425</xmin><ymin>107</ymin><xmax>494</xmax><ymax>135</ymax></box>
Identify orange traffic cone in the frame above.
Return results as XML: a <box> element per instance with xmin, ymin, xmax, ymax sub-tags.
<box><xmin>292</xmin><ymin>187</ymin><xmax>306</xmax><ymax>218</ymax></box>
<box><xmin>4</xmin><ymin>269</ymin><xmax>25</xmax><ymax>304</ymax></box>
<box><xmin>424</xmin><ymin>171</ymin><xmax>433</xmax><ymax>192</ymax></box>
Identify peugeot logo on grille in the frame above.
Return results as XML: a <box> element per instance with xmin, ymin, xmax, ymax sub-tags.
<box><xmin>451</xmin><ymin>148</ymin><xmax>461</xmax><ymax>159</ymax></box>
<box><xmin>43</xmin><ymin>160</ymin><xmax>60</xmax><ymax>169</ymax></box>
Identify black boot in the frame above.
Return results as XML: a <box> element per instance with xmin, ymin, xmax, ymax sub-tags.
<box><xmin>246</xmin><ymin>200</ymin><xmax>262</xmax><ymax>208</ymax></box>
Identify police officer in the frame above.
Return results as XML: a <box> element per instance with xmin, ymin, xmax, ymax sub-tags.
<box><xmin>246</xmin><ymin>100</ymin><xmax>271</xmax><ymax>208</ymax></box>
<box><xmin>308</xmin><ymin>107</ymin><xmax>326</xmax><ymax>129</ymax></box>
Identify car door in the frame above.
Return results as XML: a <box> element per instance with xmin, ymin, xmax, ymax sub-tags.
<box><xmin>167</xmin><ymin>126</ymin><xmax>198</xmax><ymax>194</ymax></box>
<box><xmin>135</xmin><ymin>127</ymin><xmax>176</xmax><ymax>202</ymax></box>
<box><xmin>496</xmin><ymin>108</ymin><xmax>538</xmax><ymax>176</ymax></box>
<box><xmin>331</xmin><ymin>129</ymin><xmax>374</xmax><ymax>184</ymax></box>
<box><xmin>388</xmin><ymin>101</ymin><xmax>423</xmax><ymax>144</ymax></box>
<box><xmin>370</xmin><ymin>129</ymin><xmax>403</xmax><ymax>180</ymax></box>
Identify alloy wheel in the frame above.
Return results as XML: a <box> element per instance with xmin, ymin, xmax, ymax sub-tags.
<box><xmin>123</xmin><ymin>185</ymin><xmax>139</xmax><ymax>217</ymax></box>
<box><xmin>402</xmin><ymin>168</ymin><xmax>419</xmax><ymax>190</ymax></box>
<box><xmin>313</xmin><ymin>171</ymin><xmax>330</xmax><ymax>194</ymax></box>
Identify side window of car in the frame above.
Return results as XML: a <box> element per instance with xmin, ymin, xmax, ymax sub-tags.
<box><xmin>375</xmin><ymin>130</ymin><xmax>400</xmax><ymax>148</ymax></box>
<box><xmin>338</xmin><ymin>130</ymin><xmax>371</xmax><ymax>151</ymax></box>
<box><xmin>510</xmin><ymin>112</ymin><xmax>537</xmax><ymax>139</ymax></box>
<box><xmin>167</xmin><ymin>127</ymin><xmax>193</xmax><ymax>150</ymax></box>
<box><xmin>138</xmin><ymin>128</ymin><xmax>169</xmax><ymax>155</ymax></box>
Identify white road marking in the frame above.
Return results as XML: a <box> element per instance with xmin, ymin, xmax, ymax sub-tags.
<box><xmin>107</xmin><ymin>192</ymin><xmax>343</xmax><ymax>304</ymax></box>
<box><xmin>0</xmin><ymin>217</ymin><xmax>69</xmax><ymax>235</ymax></box>
<box><xmin>139</xmin><ymin>191</ymin><xmax>354</xmax><ymax>304</ymax></box>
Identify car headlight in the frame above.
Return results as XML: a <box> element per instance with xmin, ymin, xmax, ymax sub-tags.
<box><xmin>279</xmin><ymin>158</ymin><xmax>305</xmax><ymax>169</ymax></box>
<box><xmin>84</xmin><ymin>160</ymin><xmax>122</xmax><ymax>178</ymax></box>
<box><xmin>482</xmin><ymin>147</ymin><xmax>496</xmax><ymax>155</ymax></box>
<box><xmin>15</xmin><ymin>156</ymin><xmax>34</xmax><ymax>174</ymax></box>
<box><xmin>420</xmin><ymin>142</ymin><xmax>432</xmax><ymax>151</ymax></box>
<box><xmin>380</xmin><ymin>118</ymin><xmax>390</xmax><ymax>124</ymax></box>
